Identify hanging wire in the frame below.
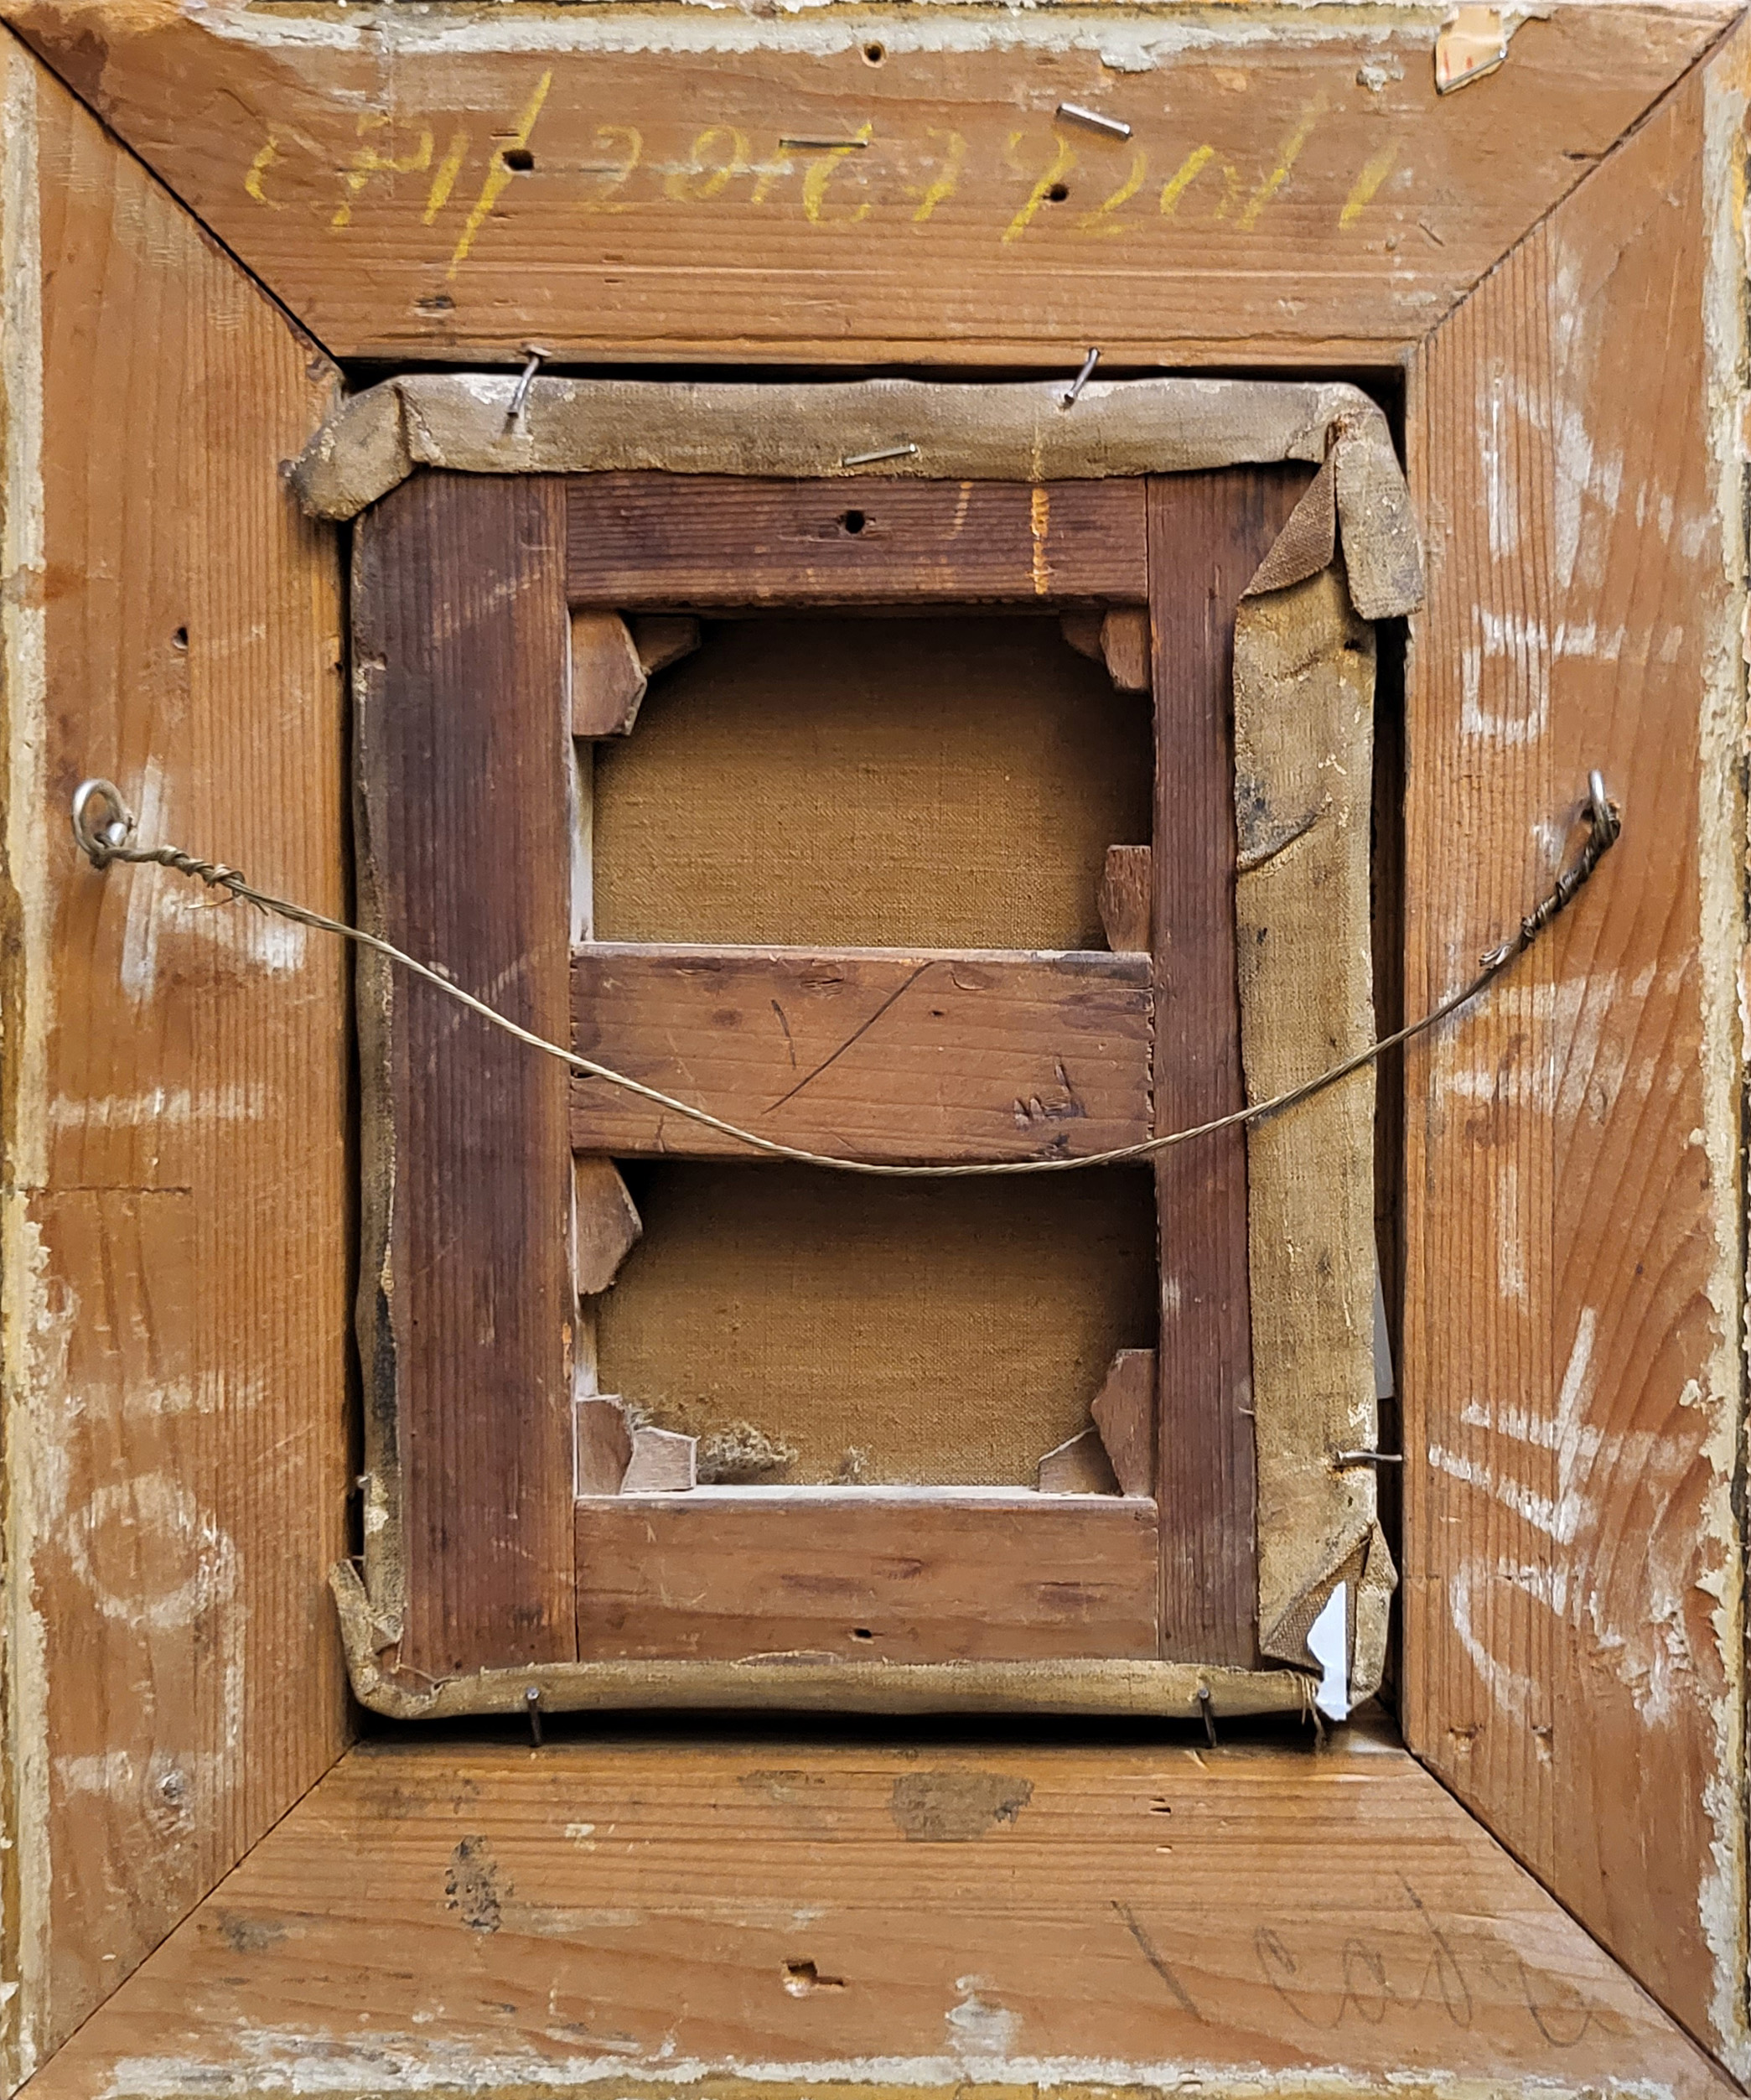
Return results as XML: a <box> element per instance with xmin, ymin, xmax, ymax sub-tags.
<box><xmin>70</xmin><ymin>772</ymin><xmax>1620</xmax><ymax>1180</ymax></box>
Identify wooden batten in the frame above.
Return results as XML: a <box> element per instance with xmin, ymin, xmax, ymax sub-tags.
<box><xmin>570</xmin><ymin>944</ymin><xmax>1153</xmax><ymax>1164</ymax></box>
<box><xmin>1147</xmin><ymin>469</ymin><xmax>1311</xmax><ymax>1668</ymax></box>
<box><xmin>567</xmin><ymin>474</ymin><xmax>1149</xmax><ymax>606</ymax></box>
<box><xmin>353</xmin><ymin>474</ymin><xmax>578</xmax><ymax>1681</ymax></box>
<box><xmin>574</xmin><ymin>1491</ymin><xmax>1160</xmax><ymax>1662</ymax></box>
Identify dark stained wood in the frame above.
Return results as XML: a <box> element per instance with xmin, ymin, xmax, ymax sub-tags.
<box><xmin>353</xmin><ymin>472</ymin><xmax>576</xmax><ymax>1678</ymax></box>
<box><xmin>1091</xmin><ymin>1348</ymin><xmax>1158</xmax><ymax>1497</ymax></box>
<box><xmin>1147</xmin><ymin>468</ymin><xmax>1312</xmax><ymax>1667</ymax></box>
<box><xmin>1098</xmin><ymin>846</ymin><xmax>1153</xmax><ymax>951</ymax></box>
<box><xmin>575</xmin><ymin>1493</ymin><xmax>1160</xmax><ymax>1662</ymax></box>
<box><xmin>571</xmin><ymin>944</ymin><xmax>1153</xmax><ymax>1164</ymax></box>
<box><xmin>567</xmin><ymin>474</ymin><xmax>1148</xmax><ymax>607</ymax></box>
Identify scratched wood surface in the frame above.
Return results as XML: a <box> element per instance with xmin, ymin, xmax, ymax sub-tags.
<box><xmin>1148</xmin><ymin>470</ymin><xmax>1308</xmax><ymax>1672</ymax></box>
<box><xmin>353</xmin><ymin>472</ymin><xmax>577</xmax><ymax>1682</ymax></box>
<box><xmin>1403</xmin><ymin>37</ymin><xmax>1748</xmax><ymax>2077</ymax></box>
<box><xmin>567</xmin><ymin>476</ymin><xmax>1148</xmax><ymax>606</ymax></box>
<box><xmin>15</xmin><ymin>1736</ymin><xmax>1736</xmax><ymax>2098</ymax></box>
<box><xmin>571</xmin><ymin>946</ymin><xmax>1153</xmax><ymax>1164</ymax></box>
<box><xmin>0</xmin><ymin>39</ymin><xmax>350</xmax><ymax>2090</ymax></box>
<box><xmin>0</xmin><ymin>3</ymin><xmax>1732</xmax><ymax>366</ymax></box>
<box><xmin>575</xmin><ymin>1494</ymin><xmax>1161</xmax><ymax>1662</ymax></box>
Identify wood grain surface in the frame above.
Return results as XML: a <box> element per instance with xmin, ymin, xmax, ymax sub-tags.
<box><xmin>1404</xmin><ymin>38</ymin><xmax>1748</xmax><ymax>2075</ymax></box>
<box><xmin>14</xmin><ymin>1737</ymin><xmax>1736</xmax><ymax>2099</ymax></box>
<box><xmin>1148</xmin><ymin>469</ymin><xmax>1310</xmax><ymax>1670</ymax></box>
<box><xmin>1097</xmin><ymin>845</ymin><xmax>1152</xmax><ymax>953</ymax></box>
<box><xmin>571</xmin><ymin>945</ymin><xmax>1153</xmax><ymax>1164</ymax></box>
<box><xmin>575</xmin><ymin>1493</ymin><xmax>1160</xmax><ymax>1662</ymax></box>
<box><xmin>353</xmin><ymin>472</ymin><xmax>576</xmax><ymax>1680</ymax></box>
<box><xmin>0</xmin><ymin>41</ymin><xmax>350</xmax><ymax>2087</ymax></box>
<box><xmin>0</xmin><ymin>3</ymin><xmax>1730</xmax><ymax>365</ymax></box>
<box><xmin>1090</xmin><ymin>1348</ymin><xmax>1157</xmax><ymax>1499</ymax></box>
<box><xmin>569</xmin><ymin>609</ymin><xmax>647</xmax><ymax>736</ymax></box>
<box><xmin>567</xmin><ymin>475</ymin><xmax>1148</xmax><ymax>606</ymax></box>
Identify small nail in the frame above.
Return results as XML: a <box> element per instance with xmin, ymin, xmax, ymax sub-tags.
<box><xmin>1057</xmin><ymin>102</ymin><xmax>1132</xmax><ymax>140</ymax></box>
<box><xmin>1059</xmin><ymin>347</ymin><xmax>1101</xmax><ymax>410</ymax></box>
<box><xmin>841</xmin><ymin>443</ymin><xmax>920</xmax><ymax>467</ymax></box>
<box><xmin>507</xmin><ymin>345</ymin><xmax>549</xmax><ymax>425</ymax></box>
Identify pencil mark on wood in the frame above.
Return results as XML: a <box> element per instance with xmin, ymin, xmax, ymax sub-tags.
<box><xmin>764</xmin><ymin>962</ymin><xmax>935</xmax><ymax>1112</ymax></box>
<box><xmin>1111</xmin><ymin>1900</ymin><xmax>1202</xmax><ymax>2019</ymax></box>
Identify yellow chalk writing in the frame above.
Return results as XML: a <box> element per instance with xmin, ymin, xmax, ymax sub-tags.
<box><xmin>448</xmin><ymin>69</ymin><xmax>553</xmax><ymax>277</ymax></box>
<box><xmin>1002</xmin><ymin>131</ymin><xmax>1076</xmax><ymax>245</ymax></box>
<box><xmin>245</xmin><ymin>136</ymin><xmax>282</xmax><ymax>210</ymax></box>
<box><xmin>1158</xmin><ymin>144</ymin><xmax>1214</xmax><ymax>216</ymax></box>
<box><xmin>1078</xmin><ymin>146</ymin><xmax>1147</xmax><ymax>237</ymax></box>
<box><xmin>1237</xmin><ymin>99</ymin><xmax>1324</xmax><ymax>232</ymax></box>
<box><xmin>423</xmin><ymin>132</ymin><xmax>470</xmax><ymax>225</ymax></box>
<box><xmin>748</xmin><ymin>150</ymin><xmax>795</xmax><ymax>207</ymax></box>
<box><xmin>246</xmin><ymin>99</ymin><xmax>1354</xmax><ymax>251</ymax></box>
<box><xmin>334</xmin><ymin>112</ymin><xmax>433</xmax><ymax>231</ymax></box>
<box><xmin>802</xmin><ymin>122</ymin><xmax>874</xmax><ymax>223</ymax></box>
<box><xmin>665</xmin><ymin>126</ymin><xmax>749</xmax><ymax>205</ymax></box>
<box><xmin>909</xmin><ymin>129</ymin><xmax>967</xmax><ymax>225</ymax></box>
<box><xmin>580</xmin><ymin>126</ymin><xmax>643</xmax><ymax>213</ymax></box>
<box><xmin>1339</xmin><ymin>141</ymin><xmax>1398</xmax><ymax>229</ymax></box>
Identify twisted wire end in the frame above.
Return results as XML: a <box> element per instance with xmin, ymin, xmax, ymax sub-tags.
<box><xmin>1478</xmin><ymin>771</ymin><xmax>1620</xmax><ymax>973</ymax></box>
<box><xmin>73</xmin><ymin>776</ymin><xmax>248</xmax><ymax>897</ymax></box>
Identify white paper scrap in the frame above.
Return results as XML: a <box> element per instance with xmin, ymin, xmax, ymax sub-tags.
<box><xmin>1308</xmin><ymin>1584</ymin><xmax>1351</xmax><ymax>1723</ymax></box>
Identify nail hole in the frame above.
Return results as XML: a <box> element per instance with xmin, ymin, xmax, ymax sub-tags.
<box><xmin>839</xmin><ymin>509</ymin><xmax>868</xmax><ymax>535</ymax></box>
<box><xmin>1047</xmin><ymin>182</ymin><xmax>1070</xmax><ymax>203</ymax></box>
<box><xmin>172</xmin><ymin>627</ymin><xmax>188</xmax><ymax>650</ymax></box>
<box><xmin>851</xmin><ymin>1626</ymin><xmax>875</xmax><ymax>1641</ymax></box>
<box><xmin>504</xmin><ymin>148</ymin><xmax>535</xmax><ymax>172</ymax></box>
<box><xmin>863</xmin><ymin>41</ymin><xmax>886</xmax><ymax>64</ymax></box>
<box><xmin>783</xmin><ymin>1960</ymin><xmax>847</xmax><ymax>1996</ymax></box>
